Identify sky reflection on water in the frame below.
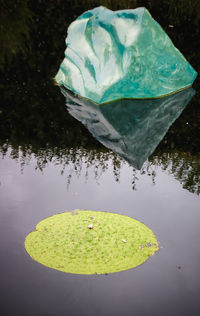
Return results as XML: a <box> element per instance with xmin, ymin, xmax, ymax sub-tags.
<box><xmin>0</xmin><ymin>146</ymin><xmax>200</xmax><ymax>316</ymax></box>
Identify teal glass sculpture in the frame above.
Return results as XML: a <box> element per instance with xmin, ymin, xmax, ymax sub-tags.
<box><xmin>61</xmin><ymin>87</ymin><xmax>195</xmax><ymax>169</ymax></box>
<box><xmin>55</xmin><ymin>6</ymin><xmax>197</xmax><ymax>104</ymax></box>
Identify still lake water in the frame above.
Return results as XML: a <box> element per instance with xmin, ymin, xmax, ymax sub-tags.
<box><xmin>1</xmin><ymin>146</ymin><xmax>200</xmax><ymax>316</ymax></box>
<box><xmin>0</xmin><ymin>1</ymin><xmax>200</xmax><ymax>316</ymax></box>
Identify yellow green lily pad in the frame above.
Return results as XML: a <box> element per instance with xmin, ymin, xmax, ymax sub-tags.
<box><xmin>25</xmin><ymin>210</ymin><xmax>159</xmax><ymax>274</ymax></box>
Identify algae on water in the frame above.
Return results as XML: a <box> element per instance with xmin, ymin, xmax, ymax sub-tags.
<box><xmin>25</xmin><ymin>210</ymin><xmax>159</xmax><ymax>274</ymax></box>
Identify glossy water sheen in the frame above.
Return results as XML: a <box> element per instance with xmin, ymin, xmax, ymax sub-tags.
<box><xmin>0</xmin><ymin>148</ymin><xmax>200</xmax><ymax>316</ymax></box>
<box><xmin>0</xmin><ymin>1</ymin><xmax>200</xmax><ymax>315</ymax></box>
<box><xmin>56</xmin><ymin>6</ymin><xmax>197</xmax><ymax>103</ymax></box>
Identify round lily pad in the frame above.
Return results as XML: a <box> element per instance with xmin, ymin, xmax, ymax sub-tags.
<box><xmin>25</xmin><ymin>210</ymin><xmax>159</xmax><ymax>274</ymax></box>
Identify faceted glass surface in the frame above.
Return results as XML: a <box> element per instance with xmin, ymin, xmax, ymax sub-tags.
<box><xmin>56</xmin><ymin>6</ymin><xmax>197</xmax><ymax>104</ymax></box>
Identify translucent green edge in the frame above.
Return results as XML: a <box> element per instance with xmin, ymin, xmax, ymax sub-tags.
<box><xmin>25</xmin><ymin>210</ymin><xmax>159</xmax><ymax>275</ymax></box>
<box><xmin>58</xmin><ymin>83</ymin><xmax>192</xmax><ymax>106</ymax></box>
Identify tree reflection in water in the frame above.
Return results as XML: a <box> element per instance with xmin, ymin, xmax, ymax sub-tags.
<box><xmin>0</xmin><ymin>0</ymin><xmax>199</xmax><ymax>195</ymax></box>
<box><xmin>0</xmin><ymin>142</ymin><xmax>199</xmax><ymax>195</ymax></box>
<box><xmin>150</xmin><ymin>152</ymin><xmax>200</xmax><ymax>195</ymax></box>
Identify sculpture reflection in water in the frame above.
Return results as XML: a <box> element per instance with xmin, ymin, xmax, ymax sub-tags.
<box><xmin>61</xmin><ymin>87</ymin><xmax>195</xmax><ymax>170</ymax></box>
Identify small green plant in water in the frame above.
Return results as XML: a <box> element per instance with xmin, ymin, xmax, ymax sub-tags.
<box><xmin>25</xmin><ymin>210</ymin><xmax>159</xmax><ymax>274</ymax></box>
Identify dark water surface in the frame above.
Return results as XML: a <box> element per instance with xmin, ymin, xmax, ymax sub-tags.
<box><xmin>0</xmin><ymin>1</ymin><xmax>200</xmax><ymax>316</ymax></box>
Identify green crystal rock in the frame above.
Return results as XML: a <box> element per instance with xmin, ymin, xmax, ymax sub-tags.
<box><xmin>55</xmin><ymin>6</ymin><xmax>197</xmax><ymax>104</ymax></box>
<box><xmin>25</xmin><ymin>210</ymin><xmax>159</xmax><ymax>274</ymax></box>
<box><xmin>61</xmin><ymin>87</ymin><xmax>194</xmax><ymax>169</ymax></box>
